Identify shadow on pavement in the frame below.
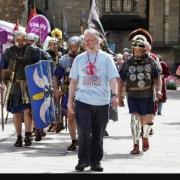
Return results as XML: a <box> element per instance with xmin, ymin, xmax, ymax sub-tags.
<box><xmin>103</xmin><ymin>152</ymin><xmax>143</xmax><ymax>161</ymax></box>
<box><xmin>162</xmin><ymin>122</ymin><xmax>180</xmax><ymax>126</ymax></box>
<box><xmin>104</xmin><ymin>135</ymin><xmax>132</xmax><ymax>140</ymax></box>
<box><xmin>167</xmin><ymin>90</ymin><xmax>180</xmax><ymax>99</ymax></box>
<box><xmin>0</xmin><ymin>131</ymin><xmax>79</xmax><ymax>158</ymax></box>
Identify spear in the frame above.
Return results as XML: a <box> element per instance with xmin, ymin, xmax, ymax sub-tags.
<box><xmin>61</xmin><ymin>10</ymin><xmax>68</xmax><ymax>41</ymax></box>
<box><xmin>0</xmin><ymin>83</ymin><xmax>4</xmax><ymax>131</ymax></box>
<box><xmin>80</xmin><ymin>10</ymin><xmax>86</xmax><ymax>35</ymax></box>
<box><xmin>1</xmin><ymin>86</ymin><xmax>4</xmax><ymax>131</ymax></box>
<box><xmin>52</xmin><ymin>0</ymin><xmax>56</xmax><ymax>28</ymax></box>
<box><xmin>3</xmin><ymin>58</ymin><xmax>17</xmax><ymax>126</ymax></box>
<box><xmin>0</xmin><ymin>43</ymin><xmax>4</xmax><ymax>131</ymax></box>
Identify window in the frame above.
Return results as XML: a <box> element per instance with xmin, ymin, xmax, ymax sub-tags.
<box><xmin>105</xmin><ymin>0</ymin><xmax>111</xmax><ymax>12</ymax></box>
<box><xmin>133</xmin><ymin>0</ymin><xmax>138</xmax><ymax>12</ymax></box>
<box><xmin>112</xmin><ymin>0</ymin><xmax>121</xmax><ymax>12</ymax></box>
<box><xmin>123</xmin><ymin>0</ymin><xmax>132</xmax><ymax>12</ymax></box>
<box><xmin>104</xmin><ymin>0</ymin><xmax>137</xmax><ymax>13</ymax></box>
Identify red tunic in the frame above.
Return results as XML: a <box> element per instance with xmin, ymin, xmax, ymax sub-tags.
<box><xmin>159</xmin><ymin>60</ymin><xmax>170</xmax><ymax>103</ymax></box>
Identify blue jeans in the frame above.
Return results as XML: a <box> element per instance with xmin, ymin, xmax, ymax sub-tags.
<box><xmin>75</xmin><ymin>100</ymin><xmax>109</xmax><ymax>165</ymax></box>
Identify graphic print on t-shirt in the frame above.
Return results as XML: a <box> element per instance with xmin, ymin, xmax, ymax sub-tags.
<box><xmin>83</xmin><ymin>62</ymin><xmax>101</xmax><ymax>87</ymax></box>
<box><xmin>82</xmin><ymin>52</ymin><xmax>101</xmax><ymax>87</ymax></box>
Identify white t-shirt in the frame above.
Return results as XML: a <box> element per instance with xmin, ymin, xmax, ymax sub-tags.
<box><xmin>69</xmin><ymin>50</ymin><xmax>119</xmax><ymax>105</ymax></box>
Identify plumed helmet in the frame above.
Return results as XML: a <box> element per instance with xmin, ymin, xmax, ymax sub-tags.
<box><xmin>51</xmin><ymin>28</ymin><xmax>62</xmax><ymax>40</ymax></box>
<box><xmin>68</xmin><ymin>36</ymin><xmax>81</xmax><ymax>45</ymax></box>
<box><xmin>128</xmin><ymin>28</ymin><xmax>152</xmax><ymax>45</ymax></box>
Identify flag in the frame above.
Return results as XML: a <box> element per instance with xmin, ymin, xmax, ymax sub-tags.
<box><xmin>88</xmin><ymin>0</ymin><xmax>115</xmax><ymax>55</ymax></box>
<box><xmin>0</xmin><ymin>28</ymin><xmax>8</xmax><ymax>44</ymax></box>
<box><xmin>13</xmin><ymin>19</ymin><xmax>19</xmax><ymax>32</ymax></box>
<box><xmin>28</xmin><ymin>7</ymin><xmax>37</xmax><ymax>22</ymax></box>
<box><xmin>88</xmin><ymin>0</ymin><xmax>106</xmax><ymax>39</ymax></box>
<box><xmin>26</xmin><ymin>14</ymin><xmax>51</xmax><ymax>44</ymax></box>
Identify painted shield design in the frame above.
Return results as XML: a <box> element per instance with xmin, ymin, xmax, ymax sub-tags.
<box><xmin>25</xmin><ymin>60</ymin><xmax>55</xmax><ymax>129</ymax></box>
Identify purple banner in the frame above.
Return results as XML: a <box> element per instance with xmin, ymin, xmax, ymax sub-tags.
<box><xmin>0</xmin><ymin>28</ymin><xmax>8</xmax><ymax>44</ymax></box>
<box><xmin>26</xmin><ymin>14</ymin><xmax>51</xmax><ymax>44</ymax></box>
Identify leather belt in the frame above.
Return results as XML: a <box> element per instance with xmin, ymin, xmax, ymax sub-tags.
<box><xmin>127</xmin><ymin>86</ymin><xmax>152</xmax><ymax>91</ymax></box>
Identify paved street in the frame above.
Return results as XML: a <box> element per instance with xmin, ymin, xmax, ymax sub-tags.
<box><xmin>0</xmin><ymin>90</ymin><xmax>180</xmax><ymax>174</ymax></box>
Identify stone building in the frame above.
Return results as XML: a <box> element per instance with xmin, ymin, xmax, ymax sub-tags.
<box><xmin>0</xmin><ymin>0</ymin><xmax>180</xmax><ymax>71</ymax></box>
<box><xmin>30</xmin><ymin>0</ymin><xmax>180</xmax><ymax>71</ymax></box>
<box><xmin>0</xmin><ymin>0</ymin><xmax>27</xmax><ymax>24</ymax></box>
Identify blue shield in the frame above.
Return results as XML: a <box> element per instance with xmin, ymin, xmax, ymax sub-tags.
<box><xmin>25</xmin><ymin>60</ymin><xmax>55</xmax><ymax>128</ymax></box>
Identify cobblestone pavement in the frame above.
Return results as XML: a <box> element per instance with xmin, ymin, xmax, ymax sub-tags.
<box><xmin>0</xmin><ymin>90</ymin><xmax>180</xmax><ymax>173</ymax></box>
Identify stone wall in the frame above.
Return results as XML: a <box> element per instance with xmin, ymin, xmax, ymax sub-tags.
<box><xmin>0</xmin><ymin>0</ymin><xmax>26</xmax><ymax>24</ymax></box>
<box><xmin>0</xmin><ymin>0</ymin><xmax>179</xmax><ymax>68</ymax></box>
<box><xmin>149</xmin><ymin>0</ymin><xmax>180</xmax><ymax>46</ymax></box>
<box><xmin>35</xmin><ymin>0</ymin><xmax>90</xmax><ymax>35</ymax></box>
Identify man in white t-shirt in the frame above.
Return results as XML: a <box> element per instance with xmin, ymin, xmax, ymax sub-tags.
<box><xmin>67</xmin><ymin>28</ymin><xmax>119</xmax><ymax>172</ymax></box>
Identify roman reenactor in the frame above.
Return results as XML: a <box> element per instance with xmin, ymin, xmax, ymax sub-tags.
<box><xmin>119</xmin><ymin>30</ymin><xmax>162</xmax><ymax>154</ymax></box>
<box><xmin>2</xmin><ymin>30</ymin><xmax>43</xmax><ymax>147</ymax></box>
<box><xmin>53</xmin><ymin>36</ymin><xmax>81</xmax><ymax>151</ymax></box>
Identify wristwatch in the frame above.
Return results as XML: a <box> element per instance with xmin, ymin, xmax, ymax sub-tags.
<box><xmin>112</xmin><ymin>93</ymin><xmax>118</xmax><ymax>97</ymax></box>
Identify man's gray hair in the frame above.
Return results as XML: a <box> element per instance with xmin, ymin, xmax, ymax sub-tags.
<box><xmin>84</xmin><ymin>28</ymin><xmax>100</xmax><ymax>40</ymax></box>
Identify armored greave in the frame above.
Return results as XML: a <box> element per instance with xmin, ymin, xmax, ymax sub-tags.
<box><xmin>131</xmin><ymin>114</ymin><xmax>141</xmax><ymax>145</ymax></box>
<box><xmin>143</xmin><ymin>122</ymin><xmax>153</xmax><ymax>138</ymax></box>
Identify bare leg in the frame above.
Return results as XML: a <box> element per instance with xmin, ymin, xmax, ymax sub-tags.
<box><xmin>13</xmin><ymin>112</ymin><xmax>22</xmax><ymax>136</ymax></box>
<box><xmin>67</xmin><ymin>109</ymin><xmax>78</xmax><ymax>151</ymax></box>
<box><xmin>23</xmin><ymin>108</ymin><xmax>32</xmax><ymax>132</ymax></box>
<box><xmin>13</xmin><ymin>112</ymin><xmax>23</xmax><ymax>147</ymax></box>
<box><xmin>23</xmin><ymin>108</ymin><xmax>32</xmax><ymax>146</ymax></box>
<box><xmin>67</xmin><ymin>109</ymin><xmax>77</xmax><ymax>140</ymax></box>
